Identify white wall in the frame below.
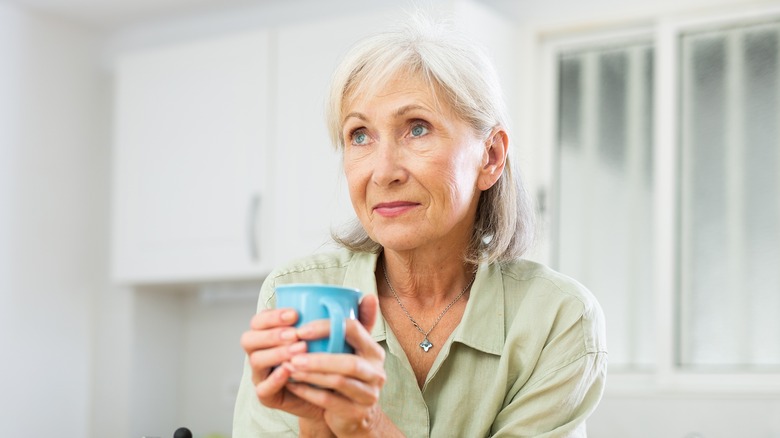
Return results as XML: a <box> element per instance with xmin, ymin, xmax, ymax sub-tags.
<box><xmin>0</xmin><ymin>3</ymin><xmax>109</xmax><ymax>437</ymax></box>
<box><xmin>178</xmin><ymin>287</ymin><xmax>259</xmax><ymax>436</ymax></box>
<box><xmin>589</xmin><ymin>394</ymin><xmax>780</xmax><ymax>437</ymax></box>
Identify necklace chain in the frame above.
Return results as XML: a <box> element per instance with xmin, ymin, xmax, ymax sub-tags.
<box><xmin>382</xmin><ymin>261</ymin><xmax>475</xmax><ymax>352</ymax></box>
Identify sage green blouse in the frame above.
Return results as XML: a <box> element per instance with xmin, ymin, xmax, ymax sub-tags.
<box><xmin>233</xmin><ymin>250</ymin><xmax>607</xmax><ymax>437</ymax></box>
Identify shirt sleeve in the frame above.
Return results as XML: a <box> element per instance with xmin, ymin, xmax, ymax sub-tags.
<box><xmin>232</xmin><ymin>275</ymin><xmax>301</xmax><ymax>437</ymax></box>
<box><xmin>491</xmin><ymin>286</ymin><xmax>608</xmax><ymax>438</ymax></box>
<box><xmin>491</xmin><ymin>351</ymin><xmax>607</xmax><ymax>437</ymax></box>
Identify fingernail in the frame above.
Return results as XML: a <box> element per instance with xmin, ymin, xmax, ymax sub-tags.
<box><xmin>272</xmin><ymin>367</ymin><xmax>287</xmax><ymax>380</ymax></box>
<box><xmin>281</xmin><ymin>310</ymin><xmax>296</xmax><ymax>322</ymax></box>
<box><xmin>288</xmin><ymin>342</ymin><xmax>306</xmax><ymax>354</ymax></box>
<box><xmin>291</xmin><ymin>355</ymin><xmax>308</xmax><ymax>366</ymax></box>
<box><xmin>280</xmin><ymin>329</ymin><xmax>296</xmax><ymax>340</ymax></box>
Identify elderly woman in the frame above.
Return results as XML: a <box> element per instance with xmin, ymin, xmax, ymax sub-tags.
<box><xmin>234</xmin><ymin>15</ymin><xmax>607</xmax><ymax>438</ymax></box>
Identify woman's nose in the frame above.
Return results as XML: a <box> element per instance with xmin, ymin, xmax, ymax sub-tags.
<box><xmin>371</xmin><ymin>139</ymin><xmax>407</xmax><ymax>186</ymax></box>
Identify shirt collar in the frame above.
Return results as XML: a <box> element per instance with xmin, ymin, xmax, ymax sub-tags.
<box><xmin>344</xmin><ymin>251</ymin><xmax>504</xmax><ymax>354</ymax></box>
<box><xmin>452</xmin><ymin>261</ymin><xmax>505</xmax><ymax>355</ymax></box>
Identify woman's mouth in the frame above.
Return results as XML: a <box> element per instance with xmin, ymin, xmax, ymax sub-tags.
<box><xmin>373</xmin><ymin>201</ymin><xmax>419</xmax><ymax>217</ymax></box>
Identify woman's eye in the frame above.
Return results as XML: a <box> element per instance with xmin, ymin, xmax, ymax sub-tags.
<box><xmin>410</xmin><ymin>123</ymin><xmax>429</xmax><ymax>137</ymax></box>
<box><xmin>350</xmin><ymin>129</ymin><xmax>369</xmax><ymax>145</ymax></box>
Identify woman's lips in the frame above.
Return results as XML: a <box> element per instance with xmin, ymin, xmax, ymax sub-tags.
<box><xmin>373</xmin><ymin>201</ymin><xmax>419</xmax><ymax>217</ymax></box>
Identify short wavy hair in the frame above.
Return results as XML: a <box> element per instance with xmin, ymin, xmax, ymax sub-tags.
<box><xmin>326</xmin><ymin>13</ymin><xmax>534</xmax><ymax>264</ymax></box>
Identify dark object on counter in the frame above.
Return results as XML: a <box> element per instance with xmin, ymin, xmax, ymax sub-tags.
<box><xmin>173</xmin><ymin>427</ymin><xmax>192</xmax><ymax>438</ymax></box>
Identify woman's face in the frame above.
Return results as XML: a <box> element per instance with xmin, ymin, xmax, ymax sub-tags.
<box><xmin>341</xmin><ymin>72</ymin><xmax>492</xmax><ymax>254</ymax></box>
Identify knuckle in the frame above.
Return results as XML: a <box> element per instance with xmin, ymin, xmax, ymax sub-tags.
<box><xmin>318</xmin><ymin>388</ymin><xmax>335</xmax><ymax>405</ymax></box>
<box><xmin>331</xmin><ymin>374</ymin><xmax>349</xmax><ymax>389</ymax></box>
<box><xmin>248</xmin><ymin>351</ymin><xmax>261</xmax><ymax>367</ymax></box>
<box><xmin>249</xmin><ymin>312</ymin><xmax>266</xmax><ymax>329</ymax></box>
<box><xmin>248</xmin><ymin>351</ymin><xmax>267</xmax><ymax>369</ymax></box>
<box><xmin>366</xmin><ymin>388</ymin><xmax>380</xmax><ymax>405</ymax></box>
<box><xmin>256</xmin><ymin>385</ymin><xmax>275</xmax><ymax>405</ymax></box>
<box><xmin>255</xmin><ymin>382</ymin><xmax>269</xmax><ymax>398</ymax></box>
<box><xmin>239</xmin><ymin>331</ymin><xmax>252</xmax><ymax>349</ymax></box>
<box><xmin>376</xmin><ymin>371</ymin><xmax>387</xmax><ymax>387</ymax></box>
<box><xmin>349</xmin><ymin>359</ymin><xmax>362</xmax><ymax>376</ymax></box>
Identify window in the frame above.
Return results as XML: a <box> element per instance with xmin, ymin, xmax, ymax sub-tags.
<box><xmin>555</xmin><ymin>42</ymin><xmax>655</xmax><ymax>370</ymax></box>
<box><xmin>679</xmin><ymin>21</ymin><xmax>780</xmax><ymax>368</ymax></box>
<box><xmin>544</xmin><ymin>7</ymin><xmax>780</xmax><ymax>386</ymax></box>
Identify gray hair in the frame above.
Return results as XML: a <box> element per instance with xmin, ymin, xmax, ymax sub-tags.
<box><xmin>326</xmin><ymin>13</ymin><xmax>534</xmax><ymax>264</ymax></box>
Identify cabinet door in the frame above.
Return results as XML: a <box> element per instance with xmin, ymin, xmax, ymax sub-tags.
<box><xmin>271</xmin><ymin>13</ymin><xmax>397</xmax><ymax>266</ymax></box>
<box><xmin>113</xmin><ymin>31</ymin><xmax>271</xmax><ymax>283</ymax></box>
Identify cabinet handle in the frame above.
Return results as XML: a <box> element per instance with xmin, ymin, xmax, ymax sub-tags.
<box><xmin>248</xmin><ymin>193</ymin><xmax>261</xmax><ymax>262</ymax></box>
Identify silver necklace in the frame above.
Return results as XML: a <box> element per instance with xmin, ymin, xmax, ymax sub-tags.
<box><xmin>382</xmin><ymin>262</ymin><xmax>476</xmax><ymax>352</ymax></box>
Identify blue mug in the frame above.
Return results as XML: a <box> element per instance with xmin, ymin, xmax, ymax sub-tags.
<box><xmin>275</xmin><ymin>284</ymin><xmax>361</xmax><ymax>354</ymax></box>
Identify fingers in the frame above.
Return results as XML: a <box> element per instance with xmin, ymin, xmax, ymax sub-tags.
<box><xmin>295</xmin><ymin>312</ymin><xmax>383</xmax><ymax>361</ymax></box>
<box><xmin>286</xmin><ymin>319</ymin><xmax>386</xmax><ymax>408</ymax></box>
<box><xmin>248</xmin><ymin>296</ymin><xmax>386</xmax><ymax>415</ymax></box>
<box><xmin>358</xmin><ymin>294</ymin><xmax>379</xmax><ymax>332</ymax></box>
<box><xmin>289</xmin><ymin>351</ymin><xmax>385</xmax><ymax>383</ymax></box>
<box><xmin>255</xmin><ymin>362</ymin><xmax>294</xmax><ymax>402</ymax></box>
<box><xmin>240</xmin><ymin>326</ymin><xmax>296</xmax><ymax>353</ymax></box>
<box><xmin>288</xmin><ymin>361</ymin><xmax>383</xmax><ymax>405</ymax></box>
<box><xmin>291</xmin><ymin>294</ymin><xmax>377</xmax><ymax>348</ymax></box>
<box><xmin>249</xmin><ymin>308</ymin><xmax>298</xmax><ymax>330</ymax></box>
<box><xmin>285</xmin><ymin>382</ymin><xmax>384</xmax><ymax>435</ymax></box>
<box><xmin>345</xmin><ymin>318</ymin><xmax>384</xmax><ymax>360</ymax></box>
<box><xmin>285</xmin><ymin>381</ymin><xmax>348</xmax><ymax>409</ymax></box>
<box><xmin>254</xmin><ymin>364</ymin><xmax>328</xmax><ymax>422</ymax></box>
<box><xmin>284</xmin><ymin>328</ymin><xmax>386</xmax><ymax>405</ymax></box>
<box><xmin>242</xmin><ymin>308</ymin><xmax>303</xmax><ymax>386</ymax></box>
<box><xmin>242</xmin><ymin>308</ymin><xmax>299</xmax><ymax>354</ymax></box>
<box><xmin>279</xmin><ymin>298</ymin><xmax>387</xmax><ymax>436</ymax></box>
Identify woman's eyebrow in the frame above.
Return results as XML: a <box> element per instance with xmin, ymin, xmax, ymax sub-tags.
<box><xmin>343</xmin><ymin>112</ymin><xmax>367</xmax><ymax>123</ymax></box>
<box><xmin>394</xmin><ymin>104</ymin><xmax>427</xmax><ymax>117</ymax></box>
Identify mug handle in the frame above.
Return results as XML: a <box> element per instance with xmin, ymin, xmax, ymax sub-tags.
<box><xmin>321</xmin><ymin>297</ymin><xmax>347</xmax><ymax>353</ymax></box>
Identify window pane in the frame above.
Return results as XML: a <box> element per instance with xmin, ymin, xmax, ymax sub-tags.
<box><xmin>679</xmin><ymin>23</ymin><xmax>780</xmax><ymax>368</ymax></box>
<box><xmin>559</xmin><ymin>57</ymin><xmax>582</xmax><ymax>150</ymax></box>
<box><xmin>599</xmin><ymin>52</ymin><xmax>628</xmax><ymax>167</ymax></box>
<box><xmin>744</xmin><ymin>30</ymin><xmax>780</xmax><ymax>365</ymax></box>
<box><xmin>680</xmin><ymin>34</ymin><xmax>730</xmax><ymax>365</ymax></box>
<box><xmin>556</xmin><ymin>44</ymin><xmax>655</xmax><ymax>370</ymax></box>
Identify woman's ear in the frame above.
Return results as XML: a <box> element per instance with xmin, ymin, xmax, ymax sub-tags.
<box><xmin>478</xmin><ymin>129</ymin><xmax>508</xmax><ymax>191</ymax></box>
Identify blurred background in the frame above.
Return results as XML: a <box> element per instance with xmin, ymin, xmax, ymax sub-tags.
<box><xmin>2</xmin><ymin>0</ymin><xmax>780</xmax><ymax>436</ymax></box>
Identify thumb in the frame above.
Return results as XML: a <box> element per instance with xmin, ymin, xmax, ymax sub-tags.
<box><xmin>358</xmin><ymin>294</ymin><xmax>379</xmax><ymax>332</ymax></box>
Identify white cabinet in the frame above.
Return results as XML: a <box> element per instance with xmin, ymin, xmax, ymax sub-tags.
<box><xmin>111</xmin><ymin>15</ymin><xmax>393</xmax><ymax>284</ymax></box>
<box><xmin>112</xmin><ymin>31</ymin><xmax>272</xmax><ymax>283</ymax></box>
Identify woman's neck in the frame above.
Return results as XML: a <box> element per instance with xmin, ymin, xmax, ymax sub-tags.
<box><xmin>380</xmin><ymin>249</ymin><xmax>476</xmax><ymax>307</ymax></box>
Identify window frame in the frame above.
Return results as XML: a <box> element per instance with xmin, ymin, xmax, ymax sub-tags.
<box><xmin>531</xmin><ymin>3</ymin><xmax>780</xmax><ymax>396</ymax></box>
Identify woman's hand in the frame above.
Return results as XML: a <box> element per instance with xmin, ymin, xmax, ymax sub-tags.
<box><xmin>241</xmin><ymin>294</ymin><xmax>397</xmax><ymax>437</ymax></box>
<box><xmin>284</xmin><ymin>295</ymin><xmax>399</xmax><ymax>437</ymax></box>
<box><xmin>240</xmin><ymin>305</ymin><xmax>325</xmax><ymax>422</ymax></box>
